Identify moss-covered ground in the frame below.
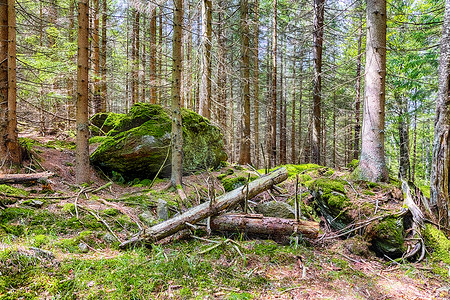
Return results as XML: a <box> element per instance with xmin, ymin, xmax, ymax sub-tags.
<box><xmin>0</xmin><ymin>137</ymin><xmax>447</xmax><ymax>299</ymax></box>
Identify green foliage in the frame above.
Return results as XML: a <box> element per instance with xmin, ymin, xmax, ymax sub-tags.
<box><xmin>423</xmin><ymin>224</ymin><xmax>450</xmax><ymax>276</ymax></box>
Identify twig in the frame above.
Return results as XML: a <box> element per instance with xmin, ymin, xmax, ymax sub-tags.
<box><xmin>149</xmin><ymin>145</ymin><xmax>171</xmax><ymax>189</ymax></box>
<box><xmin>78</xmin><ymin>205</ymin><xmax>122</xmax><ymax>243</ymax></box>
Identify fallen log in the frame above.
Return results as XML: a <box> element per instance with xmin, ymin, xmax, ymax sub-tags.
<box><xmin>210</xmin><ymin>214</ymin><xmax>319</xmax><ymax>239</ymax></box>
<box><xmin>119</xmin><ymin>167</ymin><xmax>288</xmax><ymax>248</ymax></box>
<box><xmin>0</xmin><ymin>172</ymin><xmax>54</xmax><ymax>184</ymax></box>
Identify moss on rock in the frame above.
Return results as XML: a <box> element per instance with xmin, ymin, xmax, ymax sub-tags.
<box><xmin>90</xmin><ymin>104</ymin><xmax>227</xmax><ymax>179</ymax></box>
<box><xmin>366</xmin><ymin>217</ymin><xmax>404</xmax><ymax>257</ymax></box>
<box><xmin>423</xmin><ymin>224</ymin><xmax>450</xmax><ymax>268</ymax></box>
<box><xmin>309</xmin><ymin>178</ymin><xmax>352</xmax><ymax>230</ymax></box>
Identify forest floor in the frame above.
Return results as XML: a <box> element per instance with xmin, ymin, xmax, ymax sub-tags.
<box><xmin>0</xmin><ymin>133</ymin><xmax>449</xmax><ymax>299</ymax></box>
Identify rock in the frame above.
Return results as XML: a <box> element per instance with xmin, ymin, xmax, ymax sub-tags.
<box><xmin>366</xmin><ymin>217</ymin><xmax>405</xmax><ymax>257</ymax></box>
<box><xmin>139</xmin><ymin>211</ymin><xmax>158</xmax><ymax>226</ymax></box>
<box><xmin>78</xmin><ymin>242</ymin><xmax>89</xmax><ymax>253</ymax></box>
<box><xmin>255</xmin><ymin>201</ymin><xmax>295</xmax><ymax>219</ymax></box>
<box><xmin>90</xmin><ymin>103</ymin><xmax>227</xmax><ymax>179</ymax></box>
<box><xmin>103</xmin><ymin>233</ymin><xmax>116</xmax><ymax>244</ymax></box>
<box><xmin>90</xmin><ymin>112</ymin><xmax>123</xmax><ymax>136</ymax></box>
<box><xmin>157</xmin><ymin>199</ymin><xmax>169</xmax><ymax>221</ymax></box>
<box><xmin>29</xmin><ymin>247</ymin><xmax>55</xmax><ymax>260</ymax></box>
<box><xmin>29</xmin><ymin>200</ymin><xmax>44</xmax><ymax>208</ymax></box>
<box><xmin>342</xmin><ymin>236</ymin><xmax>373</xmax><ymax>258</ymax></box>
<box><xmin>309</xmin><ymin>178</ymin><xmax>353</xmax><ymax>230</ymax></box>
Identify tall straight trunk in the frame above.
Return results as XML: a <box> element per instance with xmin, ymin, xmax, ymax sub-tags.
<box><xmin>398</xmin><ymin>95</ymin><xmax>410</xmax><ymax>180</ymax></box>
<box><xmin>0</xmin><ymin>0</ymin><xmax>20</xmax><ymax>167</ymax></box>
<box><xmin>253</xmin><ymin>0</ymin><xmax>260</xmax><ymax>168</ymax></box>
<box><xmin>270</xmin><ymin>0</ymin><xmax>277</xmax><ymax>167</ymax></box>
<box><xmin>171</xmin><ymin>0</ymin><xmax>184</xmax><ymax>187</ymax></box>
<box><xmin>76</xmin><ymin>0</ymin><xmax>90</xmax><ymax>184</ymax></box>
<box><xmin>217</xmin><ymin>0</ymin><xmax>227</xmax><ymax>132</ymax></box>
<box><xmin>135</xmin><ymin>11</ymin><xmax>140</xmax><ymax>103</ymax></box>
<box><xmin>158</xmin><ymin>9</ymin><xmax>163</xmax><ymax>105</ymax></box>
<box><xmin>93</xmin><ymin>0</ymin><xmax>101</xmax><ymax>113</ymax></box>
<box><xmin>239</xmin><ymin>0</ymin><xmax>251</xmax><ymax>165</ymax></box>
<box><xmin>298</xmin><ymin>51</ymin><xmax>304</xmax><ymax>163</ymax></box>
<box><xmin>279</xmin><ymin>47</ymin><xmax>286</xmax><ymax>165</ymax></box>
<box><xmin>357</xmin><ymin>0</ymin><xmax>388</xmax><ymax>182</ymax></box>
<box><xmin>333</xmin><ymin>89</ymin><xmax>336</xmax><ymax>167</ymax></box>
<box><xmin>430</xmin><ymin>0</ymin><xmax>450</xmax><ymax>227</ymax></box>
<box><xmin>131</xmin><ymin>8</ymin><xmax>136</xmax><ymax>105</ymax></box>
<box><xmin>353</xmin><ymin>15</ymin><xmax>363</xmax><ymax>160</ymax></box>
<box><xmin>48</xmin><ymin>0</ymin><xmax>57</xmax><ymax>47</ymax></box>
<box><xmin>67</xmin><ymin>0</ymin><xmax>75</xmax><ymax>126</ymax></box>
<box><xmin>322</xmin><ymin>109</ymin><xmax>326</xmax><ymax>166</ymax></box>
<box><xmin>291</xmin><ymin>59</ymin><xmax>296</xmax><ymax>163</ymax></box>
<box><xmin>412</xmin><ymin>98</ymin><xmax>417</xmax><ymax>182</ymax></box>
<box><xmin>149</xmin><ymin>8</ymin><xmax>157</xmax><ymax>104</ymax></box>
<box><xmin>312</xmin><ymin>0</ymin><xmax>325</xmax><ymax>165</ymax></box>
<box><xmin>199</xmin><ymin>0</ymin><xmax>212</xmax><ymax>119</ymax></box>
<box><xmin>100</xmin><ymin>0</ymin><xmax>107</xmax><ymax>112</ymax></box>
<box><xmin>184</xmin><ymin>1</ymin><xmax>192</xmax><ymax>109</ymax></box>
<box><xmin>141</xmin><ymin>18</ymin><xmax>146</xmax><ymax>103</ymax></box>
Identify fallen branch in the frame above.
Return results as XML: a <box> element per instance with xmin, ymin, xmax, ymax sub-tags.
<box><xmin>119</xmin><ymin>167</ymin><xmax>289</xmax><ymax>248</ymax></box>
<box><xmin>0</xmin><ymin>172</ymin><xmax>54</xmax><ymax>184</ymax></box>
<box><xmin>210</xmin><ymin>214</ymin><xmax>319</xmax><ymax>239</ymax></box>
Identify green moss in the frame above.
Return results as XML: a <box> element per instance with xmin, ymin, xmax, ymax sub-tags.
<box><xmin>102</xmin><ymin>208</ymin><xmax>119</xmax><ymax>216</ymax></box>
<box><xmin>19</xmin><ymin>137</ymin><xmax>42</xmax><ymax>152</ymax></box>
<box><xmin>217</xmin><ymin>174</ymin><xmax>227</xmax><ymax>180</ymax></box>
<box><xmin>44</xmin><ymin>140</ymin><xmax>76</xmax><ymax>150</ymax></box>
<box><xmin>62</xmin><ymin>203</ymin><xmax>76</xmax><ymax>213</ymax></box>
<box><xmin>221</xmin><ymin>176</ymin><xmax>257</xmax><ymax>192</ymax></box>
<box><xmin>423</xmin><ymin>224</ymin><xmax>450</xmax><ymax>265</ymax></box>
<box><xmin>363</xmin><ymin>190</ymin><xmax>376</xmax><ymax>196</ymax></box>
<box><xmin>89</xmin><ymin>136</ymin><xmax>108</xmax><ymax>144</ymax></box>
<box><xmin>419</xmin><ymin>185</ymin><xmax>430</xmax><ymax>198</ymax></box>
<box><xmin>368</xmin><ymin>217</ymin><xmax>404</xmax><ymax>257</ymax></box>
<box><xmin>31</xmin><ymin>234</ymin><xmax>51</xmax><ymax>247</ymax></box>
<box><xmin>347</xmin><ymin>159</ymin><xmax>359</xmax><ymax>170</ymax></box>
<box><xmin>310</xmin><ymin>178</ymin><xmax>351</xmax><ymax>230</ymax></box>
<box><xmin>0</xmin><ymin>184</ymin><xmax>29</xmax><ymax>197</ymax></box>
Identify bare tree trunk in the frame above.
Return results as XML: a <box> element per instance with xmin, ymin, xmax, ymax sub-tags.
<box><xmin>357</xmin><ymin>0</ymin><xmax>388</xmax><ymax>182</ymax></box>
<box><xmin>430</xmin><ymin>0</ymin><xmax>450</xmax><ymax>228</ymax></box>
<box><xmin>412</xmin><ymin>98</ymin><xmax>417</xmax><ymax>182</ymax></box>
<box><xmin>333</xmin><ymin>89</ymin><xmax>336</xmax><ymax>167</ymax></box>
<box><xmin>270</xmin><ymin>0</ymin><xmax>277</xmax><ymax>167</ymax></box>
<box><xmin>312</xmin><ymin>0</ymin><xmax>325</xmax><ymax>165</ymax></box>
<box><xmin>279</xmin><ymin>46</ymin><xmax>286</xmax><ymax>165</ymax></box>
<box><xmin>298</xmin><ymin>51</ymin><xmax>304</xmax><ymax>163</ymax></box>
<box><xmin>76</xmin><ymin>0</ymin><xmax>90</xmax><ymax>184</ymax></box>
<box><xmin>149</xmin><ymin>8</ymin><xmax>157</xmax><ymax>104</ymax></box>
<box><xmin>239</xmin><ymin>0</ymin><xmax>251</xmax><ymax>165</ymax></box>
<box><xmin>253</xmin><ymin>0</ymin><xmax>260</xmax><ymax>168</ymax></box>
<box><xmin>397</xmin><ymin>95</ymin><xmax>410</xmax><ymax>180</ymax></box>
<box><xmin>158</xmin><ymin>9</ymin><xmax>163</xmax><ymax>105</ymax></box>
<box><xmin>217</xmin><ymin>0</ymin><xmax>227</xmax><ymax>142</ymax></box>
<box><xmin>141</xmin><ymin>18</ymin><xmax>146</xmax><ymax>103</ymax></box>
<box><xmin>92</xmin><ymin>0</ymin><xmax>101</xmax><ymax>113</ymax></box>
<box><xmin>291</xmin><ymin>59</ymin><xmax>296</xmax><ymax>164</ymax></box>
<box><xmin>0</xmin><ymin>0</ymin><xmax>20</xmax><ymax>168</ymax></box>
<box><xmin>171</xmin><ymin>0</ymin><xmax>184</xmax><ymax>188</ymax></box>
<box><xmin>353</xmin><ymin>15</ymin><xmax>363</xmax><ymax>160</ymax></box>
<box><xmin>100</xmin><ymin>0</ymin><xmax>107</xmax><ymax>112</ymax></box>
<box><xmin>199</xmin><ymin>0</ymin><xmax>212</xmax><ymax>119</ymax></box>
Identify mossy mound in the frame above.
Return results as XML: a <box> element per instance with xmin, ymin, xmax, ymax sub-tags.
<box><xmin>309</xmin><ymin>178</ymin><xmax>352</xmax><ymax>230</ymax></box>
<box><xmin>366</xmin><ymin>217</ymin><xmax>405</xmax><ymax>257</ymax></box>
<box><xmin>423</xmin><ymin>224</ymin><xmax>450</xmax><ymax>275</ymax></box>
<box><xmin>90</xmin><ymin>103</ymin><xmax>227</xmax><ymax>179</ymax></box>
<box><xmin>90</xmin><ymin>111</ymin><xmax>124</xmax><ymax>136</ymax></box>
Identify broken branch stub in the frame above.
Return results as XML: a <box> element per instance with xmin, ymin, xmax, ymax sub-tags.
<box><xmin>119</xmin><ymin>167</ymin><xmax>288</xmax><ymax>248</ymax></box>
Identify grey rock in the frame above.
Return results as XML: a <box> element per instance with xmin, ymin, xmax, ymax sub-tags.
<box><xmin>255</xmin><ymin>201</ymin><xmax>295</xmax><ymax>219</ymax></box>
<box><xmin>103</xmin><ymin>233</ymin><xmax>116</xmax><ymax>244</ymax></box>
<box><xmin>29</xmin><ymin>200</ymin><xmax>44</xmax><ymax>208</ymax></box>
<box><xmin>78</xmin><ymin>242</ymin><xmax>89</xmax><ymax>253</ymax></box>
<box><xmin>139</xmin><ymin>211</ymin><xmax>157</xmax><ymax>226</ymax></box>
<box><xmin>157</xmin><ymin>199</ymin><xmax>169</xmax><ymax>221</ymax></box>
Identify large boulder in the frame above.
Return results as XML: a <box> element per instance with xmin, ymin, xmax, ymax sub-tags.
<box><xmin>90</xmin><ymin>103</ymin><xmax>227</xmax><ymax>179</ymax></box>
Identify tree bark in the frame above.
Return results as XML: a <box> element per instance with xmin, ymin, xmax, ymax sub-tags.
<box><xmin>199</xmin><ymin>0</ymin><xmax>212</xmax><ymax>119</ymax></box>
<box><xmin>253</xmin><ymin>0</ymin><xmax>260</xmax><ymax>168</ymax></box>
<box><xmin>119</xmin><ymin>168</ymin><xmax>288</xmax><ymax>248</ymax></box>
<box><xmin>279</xmin><ymin>46</ymin><xmax>286</xmax><ymax>165</ymax></box>
<box><xmin>312</xmin><ymin>0</ymin><xmax>325</xmax><ymax>165</ymax></box>
<box><xmin>239</xmin><ymin>0</ymin><xmax>251</xmax><ymax>165</ymax></box>
<box><xmin>353</xmin><ymin>14</ymin><xmax>363</xmax><ymax>160</ymax></box>
<box><xmin>291</xmin><ymin>58</ymin><xmax>296</xmax><ymax>164</ymax></box>
<box><xmin>149</xmin><ymin>8</ymin><xmax>157</xmax><ymax>104</ymax></box>
<box><xmin>92</xmin><ymin>0</ymin><xmax>101</xmax><ymax>113</ymax></box>
<box><xmin>100</xmin><ymin>0</ymin><xmax>107</xmax><ymax>112</ymax></box>
<box><xmin>171</xmin><ymin>0</ymin><xmax>184</xmax><ymax>188</ymax></box>
<box><xmin>76</xmin><ymin>0</ymin><xmax>90</xmax><ymax>184</ymax></box>
<box><xmin>357</xmin><ymin>0</ymin><xmax>388</xmax><ymax>182</ymax></box>
<box><xmin>397</xmin><ymin>95</ymin><xmax>410</xmax><ymax>180</ymax></box>
<box><xmin>210</xmin><ymin>214</ymin><xmax>319</xmax><ymax>239</ymax></box>
<box><xmin>270</xmin><ymin>0</ymin><xmax>277</xmax><ymax>168</ymax></box>
<box><xmin>0</xmin><ymin>172</ymin><xmax>54</xmax><ymax>184</ymax></box>
<box><xmin>430</xmin><ymin>0</ymin><xmax>450</xmax><ymax>228</ymax></box>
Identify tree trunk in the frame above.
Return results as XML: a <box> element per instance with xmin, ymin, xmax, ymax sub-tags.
<box><xmin>398</xmin><ymin>95</ymin><xmax>410</xmax><ymax>180</ymax></box>
<box><xmin>76</xmin><ymin>0</ymin><xmax>90</xmax><ymax>184</ymax></box>
<box><xmin>312</xmin><ymin>0</ymin><xmax>325</xmax><ymax>165</ymax></box>
<box><xmin>100</xmin><ymin>0</ymin><xmax>107</xmax><ymax>112</ymax></box>
<box><xmin>171</xmin><ymin>0</ymin><xmax>184</xmax><ymax>188</ymax></box>
<box><xmin>279</xmin><ymin>46</ymin><xmax>286</xmax><ymax>165</ymax></box>
<box><xmin>0</xmin><ymin>172</ymin><xmax>54</xmax><ymax>184</ymax></box>
<box><xmin>210</xmin><ymin>214</ymin><xmax>319</xmax><ymax>239</ymax></box>
<box><xmin>149</xmin><ymin>8</ymin><xmax>157</xmax><ymax>104</ymax></box>
<box><xmin>253</xmin><ymin>0</ymin><xmax>260</xmax><ymax>168</ymax></box>
<box><xmin>217</xmin><ymin>0</ymin><xmax>227</xmax><ymax>147</ymax></box>
<box><xmin>291</xmin><ymin>58</ymin><xmax>296</xmax><ymax>164</ymax></box>
<box><xmin>357</xmin><ymin>0</ymin><xmax>388</xmax><ymax>182</ymax></box>
<box><xmin>430</xmin><ymin>0</ymin><xmax>450</xmax><ymax>228</ymax></box>
<box><xmin>353</xmin><ymin>15</ymin><xmax>363</xmax><ymax>160</ymax></box>
<box><xmin>92</xmin><ymin>0</ymin><xmax>101</xmax><ymax>113</ymax></box>
<box><xmin>270</xmin><ymin>0</ymin><xmax>277</xmax><ymax>168</ymax></box>
<box><xmin>120</xmin><ymin>168</ymin><xmax>289</xmax><ymax>248</ymax></box>
<box><xmin>199</xmin><ymin>0</ymin><xmax>212</xmax><ymax>119</ymax></box>
<box><xmin>158</xmin><ymin>10</ymin><xmax>163</xmax><ymax>105</ymax></box>
<box><xmin>298</xmin><ymin>51</ymin><xmax>304</xmax><ymax>163</ymax></box>
<box><xmin>239</xmin><ymin>0</ymin><xmax>251</xmax><ymax>165</ymax></box>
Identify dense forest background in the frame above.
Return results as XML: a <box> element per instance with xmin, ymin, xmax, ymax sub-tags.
<box><xmin>11</xmin><ymin>0</ymin><xmax>443</xmax><ymax>187</ymax></box>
